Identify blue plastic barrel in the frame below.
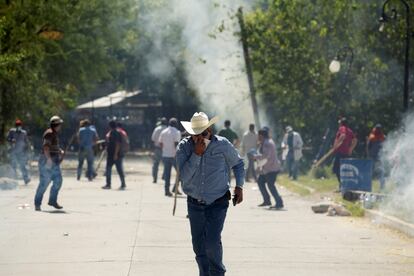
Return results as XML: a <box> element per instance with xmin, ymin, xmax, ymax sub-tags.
<box><xmin>340</xmin><ymin>159</ymin><xmax>373</xmax><ymax>192</ymax></box>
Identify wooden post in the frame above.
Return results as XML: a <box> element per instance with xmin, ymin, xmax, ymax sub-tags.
<box><xmin>237</xmin><ymin>7</ymin><xmax>261</xmax><ymax>128</ymax></box>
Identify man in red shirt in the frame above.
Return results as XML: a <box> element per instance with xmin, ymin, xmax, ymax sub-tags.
<box><xmin>332</xmin><ymin>118</ymin><xmax>357</xmax><ymax>190</ymax></box>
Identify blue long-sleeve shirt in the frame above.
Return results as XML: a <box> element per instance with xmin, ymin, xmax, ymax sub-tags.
<box><xmin>176</xmin><ymin>135</ymin><xmax>245</xmax><ymax>205</ymax></box>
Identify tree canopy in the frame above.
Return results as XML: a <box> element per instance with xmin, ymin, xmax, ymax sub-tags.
<box><xmin>244</xmin><ymin>0</ymin><xmax>413</xmax><ymax>156</ymax></box>
<box><xmin>0</xmin><ymin>0</ymin><xmax>412</xmax><ymax>162</ymax></box>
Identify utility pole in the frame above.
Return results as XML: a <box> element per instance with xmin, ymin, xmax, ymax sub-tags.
<box><xmin>237</xmin><ymin>7</ymin><xmax>261</xmax><ymax>128</ymax></box>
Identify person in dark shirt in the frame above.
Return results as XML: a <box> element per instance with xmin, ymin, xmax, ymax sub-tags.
<box><xmin>102</xmin><ymin>120</ymin><xmax>126</xmax><ymax>190</ymax></box>
<box><xmin>34</xmin><ymin>116</ymin><xmax>64</xmax><ymax>211</ymax></box>
<box><xmin>218</xmin><ymin>120</ymin><xmax>239</xmax><ymax>146</ymax></box>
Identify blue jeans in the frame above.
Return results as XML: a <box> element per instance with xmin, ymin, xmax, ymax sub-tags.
<box><xmin>286</xmin><ymin>151</ymin><xmax>298</xmax><ymax>180</ymax></box>
<box><xmin>187</xmin><ymin>196</ymin><xmax>229</xmax><ymax>276</ymax></box>
<box><xmin>246</xmin><ymin>155</ymin><xmax>257</xmax><ymax>181</ymax></box>
<box><xmin>162</xmin><ymin>157</ymin><xmax>176</xmax><ymax>193</ymax></box>
<box><xmin>152</xmin><ymin>147</ymin><xmax>162</xmax><ymax>182</ymax></box>
<box><xmin>77</xmin><ymin>147</ymin><xmax>95</xmax><ymax>180</ymax></box>
<box><xmin>333</xmin><ymin>153</ymin><xmax>349</xmax><ymax>188</ymax></box>
<box><xmin>106</xmin><ymin>157</ymin><xmax>125</xmax><ymax>187</ymax></box>
<box><xmin>257</xmin><ymin>172</ymin><xmax>284</xmax><ymax>207</ymax></box>
<box><xmin>10</xmin><ymin>151</ymin><xmax>30</xmax><ymax>183</ymax></box>
<box><xmin>34</xmin><ymin>158</ymin><xmax>62</xmax><ymax>206</ymax></box>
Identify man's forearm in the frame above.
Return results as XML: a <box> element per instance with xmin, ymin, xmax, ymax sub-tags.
<box><xmin>333</xmin><ymin>135</ymin><xmax>345</xmax><ymax>150</ymax></box>
<box><xmin>232</xmin><ymin>160</ymin><xmax>245</xmax><ymax>188</ymax></box>
<box><xmin>350</xmin><ymin>139</ymin><xmax>358</xmax><ymax>152</ymax></box>
<box><xmin>44</xmin><ymin>146</ymin><xmax>51</xmax><ymax>160</ymax></box>
<box><xmin>177</xmin><ymin>152</ymin><xmax>201</xmax><ymax>183</ymax></box>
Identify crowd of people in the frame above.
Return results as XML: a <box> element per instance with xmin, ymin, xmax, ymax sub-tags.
<box><xmin>4</xmin><ymin>114</ymin><xmax>387</xmax><ymax>211</ymax></box>
<box><xmin>3</xmin><ymin>111</ymin><xmax>388</xmax><ymax>276</ymax></box>
<box><xmin>5</xmin><ymin>116</ymin><xmax>132</xmax><ymax>211</ymax></box>
<box><xmin>150</xmin><ymin>115</ymin><xmax>306</xmax><ymax>209</ymax></box>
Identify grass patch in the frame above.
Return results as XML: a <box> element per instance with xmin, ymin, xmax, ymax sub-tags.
<box><xmin>279</xmin><ymin>175</ymin><xmax>311</xmax><ymax>196</ymax></box>
<box><xmin>279</xmin><ymin>172</ymin><xmax>338</xmax><ymax>196</ymax></box>
<box><xmin>336</xmin><ymin>196</ymin><xmax>365</xmax><ymax>217</ymax></box>
<box><xmin>280</xmin><ymin>169</ymin><xmax>366</xmax><ymax>217</ymax></box>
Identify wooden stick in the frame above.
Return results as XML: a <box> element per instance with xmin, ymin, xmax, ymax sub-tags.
<box><xmin>313</xmin><ymin>148</ymin><xmax>335</xmax><ymax>169</ymax></box>
<box><xmin>95</xmin><ymin>150</ymin><xmax>106</xmax><ymax>173</ymax></box>
<box><xmin>172</xmin><ymin>169</ymin><xmax>180</xmax><ymax>216</ymax></box>
<box><xmin>60</xmin><ymin>130</ymin><xmax>78</xmax><ymax>163</ymax></box>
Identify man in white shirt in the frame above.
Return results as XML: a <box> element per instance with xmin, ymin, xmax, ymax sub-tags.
<box><xmin>241</xmin><ymin>124</ymin><xmax>258</xmax><ymax>182</ymax></box>
<box><xmin>282</xmin><ymin>126</ymin><xmax>303</xmax><ymax>180</ymax></box>
<box><xmin>151</xmin><ymin>117</ymin><xmax>167</xmax><ymax>183</ymax></box>
<box><xmin>159</xmin><ymin>118</ymin><xmax>181</xmax><ymax>196</ymax></box>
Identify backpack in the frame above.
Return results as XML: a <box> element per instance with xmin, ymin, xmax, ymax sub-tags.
<box><xmin>117</xmin><ymin>128</ymin><xmax>130</xmax><ymax>154</ymax></box>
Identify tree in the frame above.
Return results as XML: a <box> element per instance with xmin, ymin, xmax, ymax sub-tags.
<box><xmin>243</xmin><ymin>0</ymin><xmax>413</xmax><ymax>162</ymax></box>
<box><xmin>0</xmin><ymin>0</ymin><xmax>135</xmax><ymax>140</ymax></box>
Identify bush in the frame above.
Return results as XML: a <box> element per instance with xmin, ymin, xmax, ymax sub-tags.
<box><xmin>312</xmin><ymin>166</ymin><xmax>330</xmax><ymax>179</ymax></box>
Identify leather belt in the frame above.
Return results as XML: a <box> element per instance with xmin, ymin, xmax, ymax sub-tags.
<box><xmin>188</xmin><ymin>191</ymin><xmax>230</xmax><ymax>205</ymax></box>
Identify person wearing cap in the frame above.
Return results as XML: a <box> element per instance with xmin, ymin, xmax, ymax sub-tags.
<box><xmin>77</xmin><ymin>119</ymin><xmax>99</xmax><ymax>181</ymax></box>
<box><xmin>6</xmin><ymin>119</ymin><xmax>31</xmax><ymax>184</ymax></box>
<box><xmin>254</xmin><ymin>127</ymin><xmax>284</xmax><ymax>209</ymax></box>
<box><xmin>102</xmin><ymin>120</ymin><xmax>126</xmax><ymax>190</ymax></box>
<box><xmin>176</xmin><ymin>112</ymin><xmax>244</xmax><ymax>276</ymax></box>
<box><xmin>151</xmin><ymin>117</ymin><xmax>168</xmax><ymax>183</ymax></box>
<box><xmin>331</xmin><ymin>117</ymin><xmax>358</xmax><ymax>191</ymax></box>
<box><xmin>367</xmin><ymin>124</ymin><xmax>386</xmax><ymax>190</ymax></box>
<box><xmin>159</xmin><ymin>118</ymin><xmax>181</xmax><ymax>196</ymax></box>
<box><xmin>281</xmin><ymin>126</ymin><xmax>303</xmax><ymax>180</ymax></box>
<box><xmin>34</xmin><ymin>115</ymin><xmax>65</xmax><ymax>211</ymax></box>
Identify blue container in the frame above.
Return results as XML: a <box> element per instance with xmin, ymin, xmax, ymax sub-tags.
<box><xmin>340</xmin><ymin>159</ymin><xmax>373</xmax><ymax>192</ymax></box>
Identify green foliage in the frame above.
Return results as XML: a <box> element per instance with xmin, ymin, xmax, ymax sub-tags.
<box><xmin>312</xmin><ymin>166</ymin><xmax>331</xmax><ymax>179</ymax></box>
<box><xmin>0</xmin><ymin>0</ymin><xmax>135</xmax><ymax>136</ymax></box>
<box><xmin>244</xmin><ymin>0</ymin><xmax>412</xmax><ymax>160</ymax></box>
<box><xmin>338</xmin><ymin>198</ymin><xmax>365</xmax><ymax>217</ymax></box>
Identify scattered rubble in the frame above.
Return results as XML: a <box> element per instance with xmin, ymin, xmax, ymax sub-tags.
<box><xmin>312</xmin><ymin>202</ymin><xmax>351</xmax><ymax>216</ymax></box>
<box><xmin>17</xmin><ymin>203</ymin><xmax>30</xmax><ymax>210</ymax></box>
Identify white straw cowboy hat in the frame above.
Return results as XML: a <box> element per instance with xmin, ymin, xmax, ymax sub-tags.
<box><xmin>180</xmin><ymin>112</ymin><xmax>219</xmax><ymax>135</ymax></box>
<box><xmin>50</xmin><ymin>115</ymin><xmax>63</xmax><ymax>125</ymax></box>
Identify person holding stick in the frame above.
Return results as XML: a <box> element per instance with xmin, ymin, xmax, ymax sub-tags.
<box><xmin>34</xmin><ymin>116</ymin><xmax>65</xmax><ymax>211</ymax></box>
<box><xmin>159</xmin><ymin>118</ymin><xmax>181</xmax><ymax>196</ymax></box>
<box><xmin>331</xmin><ymin>117</ymin><xmax>357</xmax><ymax>191</ymax></box>
<box><xmin>176</xmin><ymin>112</ymin><xmax>244</xmax><ymax>276</ymax></box>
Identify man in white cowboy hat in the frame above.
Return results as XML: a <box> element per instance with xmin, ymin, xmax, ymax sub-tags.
<box><xmin>176</xmin><ymin>112</ymin><xmax>244</xmax><ymax>276</ymax></box>
<box><xmin>34</xmin><ymin>115</ymin><xmax>65</xmax><ymax>211</ymax></box>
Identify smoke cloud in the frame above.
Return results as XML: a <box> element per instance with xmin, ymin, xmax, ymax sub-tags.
<box><xmin>140</xmin><ymin>0</ymin><xmax>255</xmax><ymax>131</ymax></box>
<box><xmin>380</xmin><ymin>113</ymin><xmax>414</xmax><ymax>223</ymax></box>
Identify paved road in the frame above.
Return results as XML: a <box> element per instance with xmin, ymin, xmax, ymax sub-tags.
<box><xmin>0</xmin><ymin>157</ymin><xmax>413</xmax><ymax>276</ymax></box>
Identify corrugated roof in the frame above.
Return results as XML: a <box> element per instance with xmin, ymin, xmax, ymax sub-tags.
<box><xmin>76</xmin><ymin>90</ymin><xmax>141</xmax><ymax>109</ymax></box>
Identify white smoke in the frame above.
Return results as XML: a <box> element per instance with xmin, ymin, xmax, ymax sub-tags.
<box><xmin>140</xmin><ymin>0</ymin><xmax>255</xmax><ymax>131</ymax></box>
<box><xmin>380</xmin><ymin>113</ymin><xmax>414</xmax><ymax>223</ymax></box>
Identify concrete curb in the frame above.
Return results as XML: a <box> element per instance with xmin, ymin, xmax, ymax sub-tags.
<box><xmin>365</xmin><ymin>209</ymin><xmax>414</xmax><ymax>238</ymax></box>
